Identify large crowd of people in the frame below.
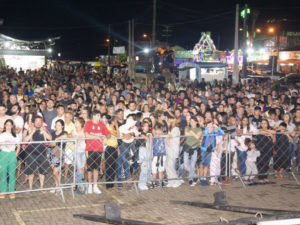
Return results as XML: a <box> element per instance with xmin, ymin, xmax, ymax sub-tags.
<box><xmin>0</xmin><ymin>63</ymin><xmax>299</xmax><ymax>198</ymax></box>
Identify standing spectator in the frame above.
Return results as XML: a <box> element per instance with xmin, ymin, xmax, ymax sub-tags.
<box><xmin>64</xmin><ymin>111</ymin><xmax>75</xmax><ymax>178</ymax></box>
<box><xmin>72</xmin><ymin>117</ymin><xmax>86</xmax><ymax>183</ymax></box>
<box><xmin>274</xmin><ymin>122</ymin><xmax>291</xmax><ymax>179</ymax></box>
<box><xmin>51</xmin><ymin>105</ymin><xmax>65</xmax><ymax>131</ymax></box>
<box><xmin>0</xmin><ymin>104</ymin><xmax>12</xmax><ymax>133</ymax></box>
<box><xmin>256</xmin><ymin>119</ymin><xmax>276</xmax><ymax>183</ymax></box>
<box><xmin>166</xmin><ymin>117</ymin><xmax>181</xmax><ymax>188</ymax></box>
<box><xmin>138</xmin><ymin>121</ymin><xmax>152</xmax><ymax>190</ymax></box>
<box><xmin>117</xmin><ymin>118</ymin><xmax>139</xmax><ymax>186</ymax></box>
<box><xmin>183</xmin><ymin>117</ymin><xmax>202</xmax><ymax>186</ymax></box>
<box><xmin>151</xmin><ymin>124</ymin><xmax>167</xmax><ymax>188</ymax></box>
<box><xmin>200</xmin><ymin>123</ymin><xmax>224</xmax><ymax>186</ymax></box>
<box><xmin>0</xmin><ymin>119</ymin><xmax>20</xmax><ymax>199</ymax></box>
<box><xmin>43</xmin><ymin>99</ymin><xmax>57</xmax><ymax>130</ymax></box>
<box><xmin>105</xmin><ymin>117</ymin><xmax>119</xmax><ymax>189</ymax></box>
<box><xmin>49</xmin><ymin>120</ymin><xmax>68</xmax><ymax>190</ymax></box>
<box><xmin>23</xmin><ymin>116</ymin><xmax>52</xmax><ymax>190</ymax></box>
<box><xmin>245</xmin><ymin>140</ymin><xmax>260</xmax><ymax>182</ymax></box>
<box><xmin>84</xmin><ymin>110</ymin><xmax>110</xmax><ymax>194</ymax></box>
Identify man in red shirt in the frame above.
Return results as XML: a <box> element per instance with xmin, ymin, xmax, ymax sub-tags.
<box><xmin>84</xmin><ymin>110</ymin><xmax>110</xmax><ymax>194</ymax></box>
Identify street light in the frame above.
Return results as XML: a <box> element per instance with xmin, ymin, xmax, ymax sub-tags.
<box><xmin>142</xmin><ymin>34</ymin><xmax>148</xmax><ymax>38</ymax></box>
<box><xmin>268</xmin><ymin>27</ymin><xmax>275</xmax><ymax>34</ymax></box>
<box><xmin>106</xmin><ymin>38</ymin><xmax>110</xmax><ymax>43</ymax></box>
<box><xmin>256</xmin><ymin>28</ymin><xmax>261</xmax><ymax>33</ymax></box>
<box><xmin>143</xmin><ymin>48</ymin><xmax>150</xmax><ymax>54</ymax></box>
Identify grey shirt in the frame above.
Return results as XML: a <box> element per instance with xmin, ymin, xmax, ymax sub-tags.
<box><xmin>43</xmin><ymin>109</ymin><xmax>57</xmax><ymax>130</ymax></box>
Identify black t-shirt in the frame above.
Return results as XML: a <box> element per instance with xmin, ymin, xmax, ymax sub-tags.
<box><xmin>51</xmin><ymin>130</ymin><xmax>67</xmax><ymax>149</ymax></box>
<box><xmin>28</xmin><ymin>130</ymin><xmax>47</xmax><ymax>155</ymax></box>
<box><xmin>156</xmin><ymin>120</ymin><xmax>168</xmax><ymax>134</ymax></box>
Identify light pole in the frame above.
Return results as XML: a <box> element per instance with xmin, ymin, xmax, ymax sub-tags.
<box><xmin>142</xmin><ymin>34</ymin><xmax>153</xmax><ymax>74</ymax></box>
<box><xmin>142</xmin><ymin>34</ymin><xmax>152</xmax><ymax>48</ymax></box>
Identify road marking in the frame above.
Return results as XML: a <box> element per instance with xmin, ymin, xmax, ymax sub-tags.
<box><xmin>17</xmin><ymin>203</ymin><xmax>104</xmax><ymax>214</ymax></box>
<box><xmin>99</xmin><ymin>185</ymin><xmax>125</xmax><ymax>205</ymax></box>
<box><xmin>13</xmin><ymin>211</ymin><xmax>26</xmax><ymax>225</ymax></box>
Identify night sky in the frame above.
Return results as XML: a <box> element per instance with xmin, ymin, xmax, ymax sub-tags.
<box><xmin>1</xmin><ymin>0</ymin><xmax>300</xmax><ymax>60</ymax></box>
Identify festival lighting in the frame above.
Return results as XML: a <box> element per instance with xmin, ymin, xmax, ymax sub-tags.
<box><xmin>143</xmin><ymin>48</ymin><xmax>149</xmax><ymax>54</ymax></box>
<box><xmin>256</xmin><ymin>28</ymin><xmax>261</xmax><ymax>33</ymax></box>
<box><xmin>4</xmin><ymin>41</ymin><xmax>10</xmax><ymax>48</ymax></box>
<box><xmin>47</xmin><ymin>48</ymin><xmax>52</xmax><ymax>53</ymax></box>
<box><xmin>247</xmin><ymin>48</ymin><xmax>254</xmax><ymax>54</ymax></box>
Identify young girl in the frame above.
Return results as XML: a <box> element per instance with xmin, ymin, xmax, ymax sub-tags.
<box><xmin>138</xmin><ymin>122</ymin><xmax>152</xmax><ymax>190</ymax></box>
<box><xmin>245</xmin><ymin>140</ymin><xmax>260</xmax><ymax>182</ymax></box>
<box><xmin>151</xmin><ymin>124</ymin><xmax>168</xmax><ymax>188</ymax></box>
<box><xmin>210</xmin><ymin>134</ymin><xmax>225</xmax><ymax>185</ymax></box>
<box><xmin>49</xmin><ymin>120</ymin><xmax>68</xmax><ymax>190</ymax></box>
<box><xmin>0</xmin><ymin>119</ymin><xmax>20</xmax><ymax>199</ymax></box>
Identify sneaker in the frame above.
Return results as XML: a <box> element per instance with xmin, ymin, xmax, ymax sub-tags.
<box><xmin>189</xmin><ymin>180</ymin><xmax>193</xmax><ymax>186</ymax></box>
<box><xmin>93</xmin><ymin>184</ymin><xmax>102</xmax><ymax>194</ymax></box>
<box><xmin>166</xmin><ymin>183</ymin><xmax>173</xmax><ymax>188</ymax></box>
<box><xmin>88</xmin><ymin>184</ymin><xmax>93</xmax><ymax>194</ymax></box>
<box><xmin>200</xmin><ymin>179</ymin><xmax>209</xmax><ymax>186</ymax></box>
<box><xmin>222</xmin><ymin>181</ymin><xmax>230</xmax><ymax>185</ymax></box>
<box><xmin>172</xmin><ymin>182</ymin><xmax>181</xmax><ymax>188</ymax></box>
<box><xmin>10</xmin><ymin>194</ymin><xmax>16</xmax><ymax>199</ymax></box>
<box><xmin>139</xmin><ymin>186</ymin><xmax>148</xmax><ymax>191</ymax></box>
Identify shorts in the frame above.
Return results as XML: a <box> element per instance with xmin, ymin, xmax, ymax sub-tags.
<box><xmin>17</xmin><ymin>147</ymin><xmax>27</xmax><ymax>161</ymax></box>
<box><xmin>86</xmin><ymin>151</ymin><xmax>102</xmax><ymax>172</ymax></box>
<box><xmin>25</xmin><ymin>153</ymin><xmax>49</xmax><ymax>175</ymax></box>
<box><xmin>196</xmin><ymin>148</ymin><xmax>202</xmax><ymax>166</ymax></box>
<box><xmin>201</xmin><ymin>151</ymin><xmax>212</xmax><ymax>167</ymax></box>
<box><xmin>151</xmin><ymin>155</ymin><xmax>166</xmax><ymax>174</ymax></box>
<box><xmin>64</xmin><ymin>149</ymin><xmax>74</xmax><ymax>165</ymax></box>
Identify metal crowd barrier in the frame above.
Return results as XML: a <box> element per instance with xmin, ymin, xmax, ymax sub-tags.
<box><xmin>0</xmin><ymin>132</ymin><xmax>299</xmax><ymax>201</ymax></box>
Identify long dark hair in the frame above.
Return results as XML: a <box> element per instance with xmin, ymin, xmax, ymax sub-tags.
<box><xmin>3</xmin><ymin>119</ymin><xmax>17</xmax><ymax>137</ymax></box>
<box><xmin>241</xmin><ymin>116</ymin><xmax>250</xmax><ymax>132</ymax></box>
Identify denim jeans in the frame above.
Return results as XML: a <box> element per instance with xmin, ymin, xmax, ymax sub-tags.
<box><xmin>177</xmin><ymin>146</ymin><xmax>184</xmax><ymax>178</ymax></box>
<box><xmin>138</xmin><ymin>146</ymin><xmax>151</xmax><ymax>188</ymax></box>
<box><xmin>117</xmin><ymin>142</ymin><xmax>135</xmax><ymax>182</ymax></box>
<box><xmin>183</xmin><ymin>150</ymin><xmax>198</xmax><ymax>180</ymax></box>
<box><xmin>236</xmin><ymin>148</ymin><xmax>247</xmax><ymax>176</ymax></box>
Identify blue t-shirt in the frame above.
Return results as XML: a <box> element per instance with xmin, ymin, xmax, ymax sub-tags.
<box><xmin>153</xmin><ymin>137</ymin><xmax>166</xmax><ymax>156</ymax></box>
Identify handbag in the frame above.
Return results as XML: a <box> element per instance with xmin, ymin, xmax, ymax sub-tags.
<box><xmin>51</xmin><ymin>146</ymin><xmax>61</xmax><ymax>158</ymax></box>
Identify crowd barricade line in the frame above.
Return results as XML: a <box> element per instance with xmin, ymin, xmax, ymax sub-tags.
<box><xmin>0</xmin><ymin>133</ymin><xmax>299</xmax><ymax>201</ymax></box>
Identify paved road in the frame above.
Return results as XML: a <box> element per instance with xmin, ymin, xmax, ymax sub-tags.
<box><xmin>1</xmin><ymin>175</ymin><xmax>300</xmax><ymax>225</ymax></box>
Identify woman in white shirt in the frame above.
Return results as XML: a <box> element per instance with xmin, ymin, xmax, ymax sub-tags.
<box><xmin>0</xmin><ymin>119</ymin><xmax>20</xmax><ymax>199</ymax></box>
<box><xmin>235</xmin><ymin>117</ymin><xmax>258</xmax><ymax>176</ymax></box>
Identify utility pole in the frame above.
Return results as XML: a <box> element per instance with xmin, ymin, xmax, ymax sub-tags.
<box><xmin>233</xmin><ymin>4</ymin><xmax>239</xmax><ymax>84</ymax></box>
<box><xmin>152</xmin><ymin>0</ymin><xmax>157</xmax><ymax>47</ymax></box>
<box><xmin>242</xmin><ymin>4</ymin><xmax>248</xmax><ymax>78</ymax></box>
<box><xmin>131</xmin><ymin>19</ymin><xmax>135</xmax><ymax>79</ymax></box>
<box><xmin>108</xmin><ymin>24</ymin><xmax>111</xmax><ymax>67</ymax></box>
<box><xmin>128</xmin><ymin>20</ymin><xmax>132</xmax><ymax>77</ymax></box>
<box><xmin>162</xmin><ymin>25</ymin><xmax>173</xmax><ymax>45</ymax></box>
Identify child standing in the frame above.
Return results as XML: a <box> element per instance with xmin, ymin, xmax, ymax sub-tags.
<box><xmin>151</xmin><ymin>124</ymin><xmax>167</xmax><ymax>188</ymax></box>
<box><xmin>245</xmin><ymin>140</ymin><xmax>260</xmax><ymax>182</ymax></box>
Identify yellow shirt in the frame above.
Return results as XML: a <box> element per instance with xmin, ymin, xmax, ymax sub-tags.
<box><xmin>65</xmin><ymin>122</ymin><xmax>75</xmax><ymax>151</ymax></box>
<box><xmin>106</xmin><ymin>125</ymin><xmax>118</xmax><ymax>148</ymax></box>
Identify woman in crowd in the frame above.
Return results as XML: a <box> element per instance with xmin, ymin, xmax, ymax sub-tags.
<box><xmin>183</xmin><ymin>117</ymin><xmax>202</xmax><ymax>186</ymax></box>
<box><xmin>166</xmin><ymin>117</ymin><xmax>182</xmax><ymax>188</ymax></box>
<box><xmin>49</xmin><ymin>119</ymin><xmax>68</xmax><ymax>190</ymax></box>
<box><xmin>256</xmin><ymin>119</ymin><xmax>276</xmax><ymax>182</ymax></box>
<box><xmin>0</xmin><ymin>119</ymin><xmax>20</xmax><ymax>199</ymax></box>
